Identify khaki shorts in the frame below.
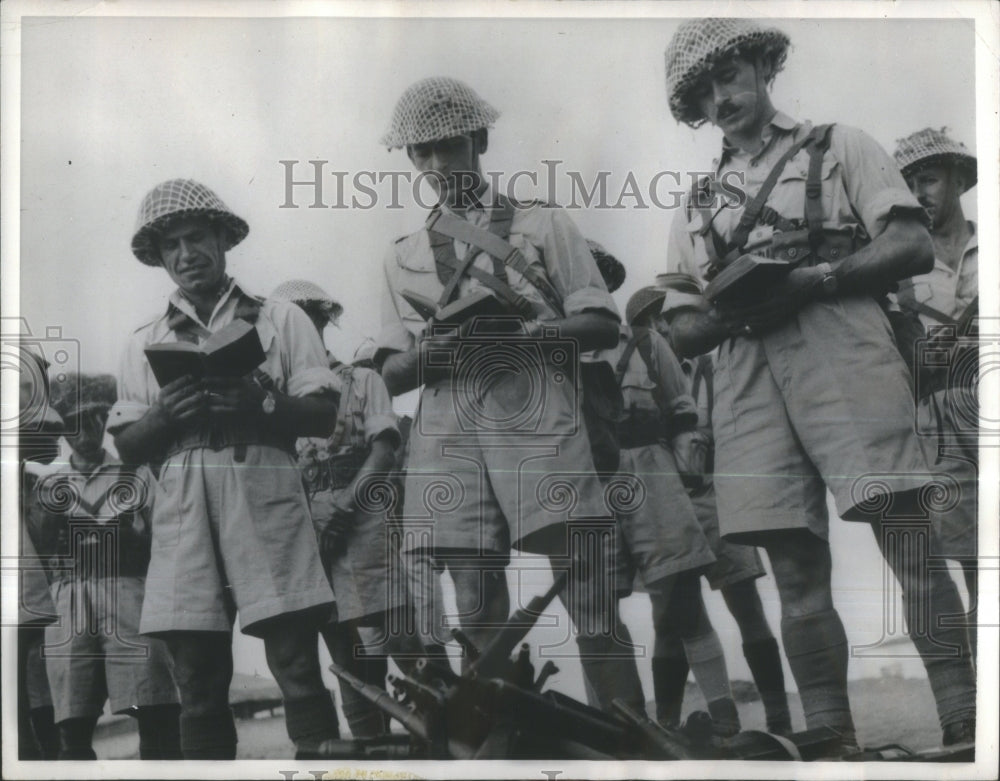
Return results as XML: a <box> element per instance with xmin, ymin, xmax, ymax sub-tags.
<box><xmin>45</xmin><ymin>576</ymin><xmax>178</xmax><ymax>722</ymax></box>
<box><xmin>916</xmin><ymin>390</ymin><xmax>978</xmax><ymax>559</ymax></box>
<box><xmin>140</xmin><ymin>445</ymin><xmax>334</xmax><ymax>637</ymax></box>
<box><xmin>712</xmin><ymin>297</ymin><xmax>932</xmax><ymax>543</ymax></box>
<box><xmin>611</xmin><ymin>445</ymin><xmax>716</xmax><ymax>596</ymax></box>
<box><xmin>402</xmin><ymin>369</ymin><xmax>606</xmax><ymax>558</ymax></box>
<box><xmin>689</xmin><ymin>484</ymin><xmax>766</xmax><ymax>590</ymax></box>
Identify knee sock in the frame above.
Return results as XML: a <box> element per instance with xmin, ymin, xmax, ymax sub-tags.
<box><xmin>136</xmin><ymin>704</ymin><xmax>182</xmax><ymax>760</ymax></box>
<box><xmin>780</xmin><ymin>610</ymin><xmax>854</xmax><ymax>745</ymax></box>
<box><xmin>907</xmin><ymin>569</ymin><xmax>976</xmax><ymax>731</ymax></box>
<box><xmin>742</xmin><ymin>638</ymin><xmax>791</xmax><ymax>734</ymax></box>
<box><xmin>29</xmin><ymin>706</ymin><xmax>60</xmax><ymax>760</ymax></box>
<box><xmin>284</xmin><ymin>691</ymin><xmax>340</xmax><ymax>747</ymax></box>
<box><xmin>681</xmin><ymin>631</ymin><xmax>739</xmax><ymax>735</ymax></box>
<box><xmin>179</xmin><ymin>709</ymin><xmax>237</xmax><ymax>759</ymax></box>
<box><xmin>577</xmin><ymin>626</ymin><xmax>645</xmax><ymax>713</ymax></box>
<box><xmin>651</xmin><ymin>655</ymin><xmax>690</xmax><ymax>726</ymax></box>
<box><xmin>57</xmin><ymin>717</ymin><xmax>98</xmax><ymax>760</ymax></box>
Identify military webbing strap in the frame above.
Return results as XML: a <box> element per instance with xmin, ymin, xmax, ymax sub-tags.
<box><xmin>428</xmin><ymin>197</ymin><xmax>567</xmax><ymax>318</ymax></box>
<box><xmin>908</xmin><ymin>299</ymin><xmax>958</xmax><ymax>327</ymax></box>
<box><xmin>329</xmin><ymin>366</ymin><xmax>356</xmax><ymax>450</ymax></box>
<box><xmin>804</xmin><ymin>124</ymin><xmax>836</xmax><ymax>254</ymax></box>
<box><xmin>614</xmin><ymin>327</ymin><xmax>671</xmax><ymax>419</ymax></box>
<box><xmin>689</xmin><ymin>354</ymin><xmax>714</xmax><ymax>430</ymax></box>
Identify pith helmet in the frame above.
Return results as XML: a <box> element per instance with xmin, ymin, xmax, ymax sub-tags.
<box><xmin>269</xmin><ymin>279</ymin><xmax>344</xmax><ymax>323</ymax></box>
<box><xmin>131</xmin><ymin>179</ymin><xmax>249</xmax><ymax>266</ymax></box>
<box><xmin>894</xmin><ymin>128</ymin><xmax>977</xmax><ymax>192</ymax></box>
<box><xmin>626</xmin><ymin>287</ymin><xmax>667</xmax><ymax>326</ymax></box>
<box><xmin>665</xmin><ymin>18</ymin><xmax>790</xmax><ymax>127</ymax></box>
<box><xmin>380</xmin><ymin>77</ymin><xmax>500</xmax><ymax>149</ymax></box>
<box><xmin>587</xmin><ymin>239</ymin><xmax>627</xmax><ymax>294</ymax></box>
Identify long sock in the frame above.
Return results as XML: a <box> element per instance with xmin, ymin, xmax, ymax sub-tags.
<box><xmin>577</xmin><ymin>627</ymin><xmax>645</xmax><ymax>713</ymax></box>
<box><xmin>907</xmin><ymin>568</ymin><xmax>977</xmax><ymax>731</ymax></box>
<box><xmin>179</xmin><ymin>709</ymin><xmax>237</xmax><ymax>759</ymax></box>
<box><xmin>781</xmin><ymin>610</ymin><xmax>855</xmax><ymax>745</ymax></box>
<box><xmin>136</xmin><ymin>704</ymin><xmax>182</xmax><ymax>760</ymax></box>
<box><xmin>283</xmin><ymin>691</ymin><xmax>340</xmax><ymax>746</ymax></box>
<box><xmin>651</xmin><ymin>655</ymin><xmax>690</xmax><ymax>726</ymax></box>
<box><xmin>742</xmin><ymin>638</ymin><xmax>791</xmax><ymax>734</ymax></box>
<box><xmin>682</xmin><ymin>631</ymin><xmax>739</xmax><ymax>735</ymax></box>
<box><xmin>56</xmin><ymin>717</ymin><xmax>99</xmax><ymax>760</ymax></box>
<box><xmin>28</xmin><ymin>706</ymin><xmax>60</xmax><ymax>760</ymax></box>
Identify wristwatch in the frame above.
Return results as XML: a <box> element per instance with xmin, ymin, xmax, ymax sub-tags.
<box><xmin>816</xmin><ymin>262</ymin><xmax>838</xmax><ymax>296</ymax></box>
<box><xmin>261</xmin><ymin>390</ymin><xmax>277</xmax><ymax>415</ymax></box>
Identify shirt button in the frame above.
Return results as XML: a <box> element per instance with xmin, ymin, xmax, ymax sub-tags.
<box><xmin>787</xmin><ymin>248</ymin><xmax>798</xmax><ymax>259</ymax></box>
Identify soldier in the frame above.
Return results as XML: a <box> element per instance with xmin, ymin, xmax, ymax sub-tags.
<box><xmin>108</xmin><ymin>180</ymin><xmax>341</xmax><ymax>758</ymax></box>
<box><xmin>660</xmin><ymin>19</ymin><xmax>975</xmax><ymax>749</ymax></box>
<box><xmin>374</xmin><ymin>77</ymin><xmax>645</xmax><ymax>713</ymax></box>
<box><xmin>591</xmin><ymin>243</ymin><xmax>743</xmax><ymax>736</ymax></box>
<box><xmin>893</xmin><ymin>128</ymin><xmax>979</xmax><ymax>655</ymax></box>
<box><xmin>628</xmin><ymin>281</ymin><xmax>791</xmax><ymax>735</ymax></box>
<box><xmin>28</xmin><ymin>373</ymin><xmax>181</xmax><ymax>760</ymax></box>
<box><xmin>270</xmin><ymin>279</ymin><xmax>418</xmax><ymax>739</ymax></box>
<box><xmin>17</xmin><ymin>347</ymin><xmax>62</xmax><ymax>759</ymax></box>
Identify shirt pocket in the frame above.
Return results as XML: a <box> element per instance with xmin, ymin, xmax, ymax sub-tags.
<box><xmin>775</xmin><ymin>157</ymin><xmax>840</xmax><ymax>226</ymax></box>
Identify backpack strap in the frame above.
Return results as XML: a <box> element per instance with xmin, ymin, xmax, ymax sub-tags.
<box><xmin>804</xmin><ymin>124</ymin><xmax>836</xmax><ymax>254</ymax></box>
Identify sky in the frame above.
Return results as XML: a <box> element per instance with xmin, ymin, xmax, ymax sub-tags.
<box><xmin>4</xmin><ymin>1</ymin><xmax>996</xmax><ymax>709</ymax></box>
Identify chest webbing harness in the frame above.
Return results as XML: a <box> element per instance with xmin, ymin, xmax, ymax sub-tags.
<box><xmin>691</xmin><ymin>123</ymin><xmax>848</xmax><ymax>278</ymax></box>
<box><xmin>163</xmin><ymin>291</ymin><xmax>292</xmax><ymax>461</ymax></box>
<box><xmin>612</xmin><ymin>328</ymin><xmax>697</xmax><ymax>450</ymax></box>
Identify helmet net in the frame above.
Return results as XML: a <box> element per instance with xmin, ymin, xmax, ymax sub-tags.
<box><xmin>665</xmin><ymin>18</ymin><xmax>790</xmax><ymax>127</ymax></box>
<box><xmin>626</xmin><ymin>287</ymin><xmax>668</xmax><ymax>327</ymax></box>
<box><xmin>587</xmin><ymin>239</ymin><xmax>626</xmax><ymax>294</ymax></box>
<box><xmin>380</xmin><ymin>77</ymin><xmax>500</xmax><ymax>149</ymax></box>
<box><xmin>131</xmin><ymin>179</ymin><xmax>248</xmax><ymax>266</ymax></box>
<box><xmin>893</xmin><ymin>127</ymin><xmax>977</xmax><ymax>186</ymax></box>
<box><xmin>269</xmin><ymin>279</ymin><xmax>343</xmax><ymax>321</ymax></box>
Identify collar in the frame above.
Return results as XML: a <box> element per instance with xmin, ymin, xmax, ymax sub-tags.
<box><xmin>167</xmin><ymin>276</ymin><xmax>239</xmax><ymax>328</ymax></box>
<box><xmin>51</xmin><ymin>449</ymin><xmax>120</xmax><ymax>477</ymax></box>
<box><xmin>720</xmin><ymin>111</ymin><xmax>799</xmax><ymax>166</ymax></box>
<box><xmin>965</xmin><ymin>221</ymin><xmax>978</xmax><ymax>254</ymax></box>
<box><xmin>440</xmin><ymin>182</ymin><xmax>494</xmax><ymax>217</ymax></box>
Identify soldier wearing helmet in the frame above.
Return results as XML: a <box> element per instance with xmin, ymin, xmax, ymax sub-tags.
<box><xmin>894</xmin><ymin>128</ymin><xmax>979</xmax><ymax>659</ymax></box>
<box><xmin>661</xmin><ymin>19</ymin><xmax>975</xmax><ymax>749</ymax></box>
<box><xmin>108</xmin><ymin>180</ymin><xmax>342</xmax><ymax>758</ymax></box>
<box><xmin>629</xmin><ymin>276</ymin><xmax>791</xmax><ymax>736</ymax></box>
<box><xmin>375</xmin><ymin>77</ymin><xmax>645</xmax><ymax>714</ymax></box>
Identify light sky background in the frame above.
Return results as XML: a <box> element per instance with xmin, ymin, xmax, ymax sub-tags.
<box><xmin>5</xmin><ymin>2</ymin><xmax>996</xmax><ymax>723</ymax></box>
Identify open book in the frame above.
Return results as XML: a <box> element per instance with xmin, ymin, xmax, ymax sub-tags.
<box><xmin>401</xmin><ymin>289</ymin><xmax>522</xmax><ymax>333</ymax></box>
<box><xmin>144</xmin><ymin>319</ymin><xmax>265</xmax><ymax>386</ymax></box>
<box><xmin>704</xmin><ymin>254</ymin><xmax>794</xmax><ymax>306</ymax></box>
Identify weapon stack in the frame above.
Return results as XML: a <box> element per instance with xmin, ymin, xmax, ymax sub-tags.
<box><xmin>306</xmin><ymin>572</ymin><xmax>972</xmax><ymax>763</ymax></box>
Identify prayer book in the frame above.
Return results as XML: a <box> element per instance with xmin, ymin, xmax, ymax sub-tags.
<box><xmin>144</xmin><ymin>319</ymin><xmax>265</xmax><ymax>386</ymax></box>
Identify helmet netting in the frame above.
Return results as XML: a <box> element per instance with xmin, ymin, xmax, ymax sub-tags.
<box><xmin>380</xmin><ymin>77</ymin><xmax>500</xmax><ymax>149</ymax></box>
<box><xmin>893</xmin><ymin>127</ymin><xmax>977</xmax><ymax>188</ymax></box>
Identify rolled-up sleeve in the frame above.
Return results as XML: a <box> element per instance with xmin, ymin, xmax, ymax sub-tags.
<box><xmin>358</xmin><ymin>369</ymin><xmax>400</xmax><ymax>446</ymax></box>
<box><xmin>539</xmin><ymin>207</ymin><xmax>619</xmax><ymax>320</ymax></box>
<box><xmin>376</xmin><ymin>247</ymin><xmax>417</xmax><ymax>356</ymax></box>
<box><xmin>648</xmin><ymin>330</ymin><xmax>698</xmax><ymax>429</ymax></box>
<box><xmin>832</xmin><ymin>125</ymin><xmax>928</xmax><ymax>239</ymax></box>
<box><xmin>662</xmin><ymin>209</ymin><xmax>709</xmax><ymax>316</ymax></box>
<box><xmin>107</xmin><ymin>332</ymin><xmax>154</xmax><ymax>433</ymax></box>
<box><xmin>272</xmin><ymin>302</ymin><xmax>341</xmax><ymax>397</ymax></box>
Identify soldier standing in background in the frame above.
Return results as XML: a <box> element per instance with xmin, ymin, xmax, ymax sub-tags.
<box><xmin>660</xmin><ymin>18</ymin><xmax>975</xmax><ymax>749</ymax></box>
<box><xmin>628</xmin><ymin>280</ymin><xmax>791</xmax><ymax>735</ymax></box>
<box><xmin>894</xmin><ymin>128</ymin><xmax>979</xmax><ymax>658</ymax></box>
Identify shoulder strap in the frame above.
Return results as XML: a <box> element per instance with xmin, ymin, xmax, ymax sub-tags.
<box><xmin>690</xmin><ymin>355</ymin><xmax>713</xmax><ymax>428</ymax></box>
<box><xmin>804</xmin><ymin>124</ymin><xmax>836</xmax><ymax>253</ymax></box>
<box><xmin>617</xmin><ymin>327</ymin><xmax>671</xmax><ymax>416</ymax></box>
<box><xmin>429</xmin><ymin>198</ymin><xmax>567</xmax><ymax>317</ymax></box>
<box><xmin>908</xmin><ymin>299</ymin><xmax>958</xmax><ymax>327</ymax></box>
<box><xmin>727</xmin><ymin>125</ymin><xmax>817</xmax><ymax>256</ymax></box>
<box><xmin>615</xmin><ymin>329</ymin><xmax>644</xmax><ymax>385</ymax></box>
<box><xmin>329</xmin><ymin>366</ymin><xmax>356</xmax><ymax>448</ymax></box>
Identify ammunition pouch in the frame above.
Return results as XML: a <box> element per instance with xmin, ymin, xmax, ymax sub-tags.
<box><xmin>164</xmin><ymin>419</ymin><xmax>296</xmax><ymax>462</ymax></box>
<box><xmin>762</xmin><ymin>228</ymin><xmax>857</xmax><ymax>265</ymax></box>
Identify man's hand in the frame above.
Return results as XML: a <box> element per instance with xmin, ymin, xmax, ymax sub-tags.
<box><xmin>671</xmin><ymin>429</ymin><xmax>711</xmax><ymax>491</ymax></box>
<box><xmin>202</xmin><ymin>376</ymin><xmax>266</xmax><ymax>417</ymax></box>
<box><xmin>717</xmin><ymin>265</ymin><xmax>824</xmax><ymax>336</ymax></box>
<box><xmin>152</xmin><ymin>375</ymin><xmax>207</xmax><ymax>424</ymax></box>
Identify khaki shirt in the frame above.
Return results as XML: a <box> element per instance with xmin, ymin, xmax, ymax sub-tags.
<box><xmin>663</xmin><ymin>112</ymin><xmax>924</xmax><ymax>313</ymax></box>
<box><xmin>377</xmin><ymin>188</ymin><xmax>618</xmax><ymax>354</ymax></box>
<box><xmin>897</xmin><ymin>222</ymin><xmax>978</xmax><ymax>328</ymax></box>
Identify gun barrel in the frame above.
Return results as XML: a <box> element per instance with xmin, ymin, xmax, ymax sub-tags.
<box><xmin>329</xmin><ymin>662</ymin><xmax>429</xmax><ymax>740</ymax></box>
<box><xmin>470</xmin><ymin>570</ymin><xmax>569</xmax><ymax>678</ymax></box>
<box><xmin>612</xmin><ymin>699</ymin><xmax>695</xmax><ymax>760</ymax></box>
